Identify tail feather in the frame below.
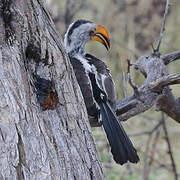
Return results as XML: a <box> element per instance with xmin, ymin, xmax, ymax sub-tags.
<box><xmin>99</xmin><ymin>102</ymin><xmax>139</xmax><ymax>165</ymax></box>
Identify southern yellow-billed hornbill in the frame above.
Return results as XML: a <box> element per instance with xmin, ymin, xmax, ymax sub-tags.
<box><xmin>64</xmin><ymin>19</ymin><xmax>139</xmax><ymax>165</ymax></box>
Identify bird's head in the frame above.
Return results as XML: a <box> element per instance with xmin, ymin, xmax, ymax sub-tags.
<box><xmin>64</xmin><ymin>19</ymin><xmax>110</xmax><ymax>56</ymax></box>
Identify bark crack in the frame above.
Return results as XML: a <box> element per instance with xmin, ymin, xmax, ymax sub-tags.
<box><xmin>15</xmin><ymin>127</ymin><xmax>28</xmax><ymax>180</ymax></box>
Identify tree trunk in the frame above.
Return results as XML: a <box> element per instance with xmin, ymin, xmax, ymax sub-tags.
<box><xmin>0</xmin><ymin>0</ymin><xmax>104</xmax><ymax>179</ymax></box>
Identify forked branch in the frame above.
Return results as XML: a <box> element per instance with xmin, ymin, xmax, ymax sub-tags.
<box><xmin>115</xmin><ymin>0</ymin><xmax>180</xmax><ymax>123</ymax></box>
<box><xmin>156</xmin><ymin>0</ymin><xmax>170</xmax><ymax>52</ymax></box>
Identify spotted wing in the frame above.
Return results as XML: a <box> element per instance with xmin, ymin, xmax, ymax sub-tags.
<box><xmin>85</xmin><ymin>54</ymin><xmax>116</xmax><ymax>110</ymax></box>
<box><xmin>70</xmin><ymin>57</ymin><xmax>99</xmax><ymax>121</ymax></box>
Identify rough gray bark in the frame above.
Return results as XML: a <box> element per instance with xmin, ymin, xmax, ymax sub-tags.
<box><xmin>0</xmin><ymin>0</ymin><xmax>104</xmax><ymax>179</ymax></box>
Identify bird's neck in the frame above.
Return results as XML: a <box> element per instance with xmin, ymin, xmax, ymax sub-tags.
<box><xmin>68</xmin><ymin>48</ymin><xmax>93</xmax><ymax>73</ymax></box>
<box><xmin>68</xmin><ymin>46</ymin><xmax>86</xmax><ymax>58</ymax></box>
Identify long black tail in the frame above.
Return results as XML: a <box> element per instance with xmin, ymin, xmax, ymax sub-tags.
<box><xmin>99</xmin><ymin>102</ymin><xmax>139</xmax><ymax>165</ymax></box>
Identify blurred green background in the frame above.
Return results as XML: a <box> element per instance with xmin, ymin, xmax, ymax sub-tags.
<box><xmin>47</xmin><ymin>0</ymin><xmax>180</xmax><ymax>179</ymax></box>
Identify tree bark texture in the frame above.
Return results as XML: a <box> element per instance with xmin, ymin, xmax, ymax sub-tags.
<box><xmin>0</xmin><ymin>0</ymin><xmax>104</xmax><ymax>179</ymax></box>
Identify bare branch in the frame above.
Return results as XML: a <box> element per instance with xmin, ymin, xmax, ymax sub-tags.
<box><xmin>161</xmin><ymin>50</ymin><xmax>180</xmax><ymax>65</ymax></box>
<box><xmin>143</xmin><ymin>132</ymin><xmax>153</xmax><ymax>180</ymax></box>
<box><xmin>150</xmin><ymin>74</ymin><xmax>180</xmax><ymax>90</ymax></box>
<box><xmin>129</xmin><ymin>120</ymin><xmax>162</xmax><ymax>137</ymax></box>
<box><xmin>155</xmin><ymin>89</ymin><xmax>180</xmax><ymax>123</ymax></box>
<box><xmin>116</xmin><ymin>52</ymin><xmax>180</xmax><ymax>123</ymax></box>
<box><xmin>143</xmin><ymin>129</ymin><xmax>160</xmax><ymax>180</ymax></box>
<box><xmin>161</xmin><ymin>113</ymin><xmax>178</xmax><ymax>180</ymax></box>
<box><xmin>116</xmin><ymin>99</ymin><xmax>137</xmax><ymax>116</ymax></box>
<box><xmin>156</xmin><ymin>0</ymin><xmax>170</xmax><ymax>52</ymax></box>
<box><xmin>127</xmin><ymin>59</ymin><xmax>139</xmax><ymax>97</ymax></box>
<box><xmin>123</xmin><ymin>72</ymin><xmax>128</xmax><ymax>98</ymax></box>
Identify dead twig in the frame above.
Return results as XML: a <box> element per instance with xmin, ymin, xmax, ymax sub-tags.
<box><xmin>123</xmin><ymin>72</ymin><xmax>128</xmax><ymax>98</ymax></box>
<box><xmin>127</xmin><ymin>59</ymin><xmax>139</xmax><ymax>97</ymax></box>
<box><xmin>149</xmin><ymin>130</ymin><xmax>160</xmax><ymax>167</ymax></box>
<box><xmin>142</xmin><ymin>130</ymin><xmax>153</xmax><ymax>180</ymax></box>
<box><xmin>143</xmin><ymin>129</ymin><xmax>160</xmax><ymax>180</ymax></box>
<box><xmin>161</xmin><ymin>113</ymin><xmax>178</xmax><ymax>180</ymax></box>
<box><xmin>150</xmin><ymin>74</ymin><xmax>180</xmax><ymax>91</ymax></box>
<box><xmin>129</xmin><ymin>120</ymin><xmax>162</xmax><ymax>137</ymax></box>
<box><xmin>161</xmin><ymin>50</ymin><xmax>180</xmax><ymax>65</ymax></box>
<box><xmin>155</xmin><ymin>0</ymin><xmax>170</xmax><ymax>53</ymax></box>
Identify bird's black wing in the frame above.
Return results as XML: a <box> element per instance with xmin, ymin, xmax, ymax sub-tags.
<box><xmin>85</xmin><ymin>54</ymin><xmax>116</xmax><ymax>110</ymax></box>
<box><xmin>89</xmin><ymin>72</ymin><xmax>139</xmax><ymax>165</ymax></box>
<box><xmin>70</xmin><ymin>57</ymin><xmax>100</xmax><ymax>125</ymax></box>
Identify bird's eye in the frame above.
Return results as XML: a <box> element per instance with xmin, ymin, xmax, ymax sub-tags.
<box><xmin>89</xmin><ymin>31</ymin><xmax>94</xmax><ymax>36</ymax></box>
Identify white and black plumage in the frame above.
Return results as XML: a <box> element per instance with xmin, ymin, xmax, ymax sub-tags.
<box><xmin>64</xmin><ymin>19</ymin><xmax>139</xmax><ymax>165</ymax></box>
